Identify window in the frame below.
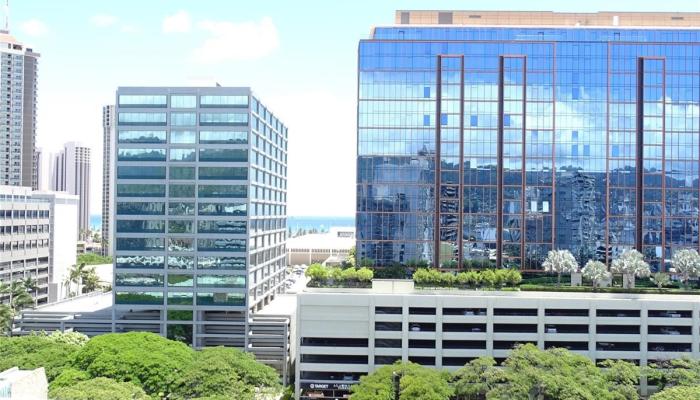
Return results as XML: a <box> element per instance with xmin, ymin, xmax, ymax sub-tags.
<box><xmin>302</xmin><ymin>338</ymin><xmax>368</xmax><ymax>347</ymax></box>
<box><xmin>170</xmin><ymin>130</ymin><xmax>196</xmax><ymax>144</ymax></box>
<box><xmin>115</xmin><ymin>273</ymin><xmax>163</xmax><ymax>287</ymax></box>
<box><xmin>197</xmin><ymin>238</ymin><xmax>246</xmax><ymax>252</ymax></box>
<box><xmin>170</xmin><ymin>95</ymin><xmax>196</xmax><ymax>108</ymax></box>
<box><xmin>572</xmin><ymin>87</ymin><xmax>580</xmax><ymax>100</ymax></box>
<box><xmin>375</xmin><ymin>338</ymin><xmax>402</xmax><ymax>348</ymax></box>
<box><xmin>167</xmin><ymin>256</ymin><xmax>194</xmax><ymax>270</ymax></box>
<box><xmin>116</xmin><ymin>220</ymin><xmax>165</xmax><ymax>233</ymax></box>
<box><xmin>116</xmin><ymin>255</ymin><xmax>164</xmax><ymax>269</ymax></box>
<box><xmin>168</xmin><ymin>275</ymin><xmax>193</xmax><ymax>287</ymax></box>
<box><xmin>118</xmin><ymin>112</ymin><xmax>167</xmax><ymax>125</ymax></box>
<box><xmin>375</xmin><ymin>306</ymin><xmax>402</xmax><ymax>314</ymax></box>
<box><xmin>168</xmin><ymin>202</ymin><xmax>195</xmax><ymax>216</ymax></box>
<box><xmin>116</xmin><ymin>202</ymin><xmax>165</xmax><ymax>215</ymax></box>
<box><xmin>118</xmin><ymin>95</ymin><xmax>167</xmax><ymax>107</ymax></box>
<box><xmin>470</xmin><ymin>115</ymin><xmax>478</xmax><ymax>127</ymax></box>
<box><xmin>199</xmin><ymin>131</ymin><xmax>248</xmax><ymax>144</ymax></box>
<box><xmin>115</xmin><ymin>291</ymin><xmax>164</xmax><ymax>305</ymax></box>
<box><xmin>118</xmin><ymin>166</ymin><xmax>166</xmax><ymax>179</ymax></box>
<box><xmin>198</xmin><ymin>220</ymin><xmax>246</xmax><ymax>234</ymax></box>
<box><xmin>169</xmin><ymin>148</ymin><xmax>196</xmax><ymax>162</ymax></box>
<box><xmin>423</xmin><ymin>87</ymin><xmax>430</xmax><ymax>98</ymax></box>
<box><xmin>503</xmin><ymin>114</ymin><xmax>511</xmax><ymax>127</ymax></box>
<box><xmin>116</xmin><ymin>237</ymin><xmax>165</xmax><ymax>251</ymax></box>
<box><xmin>199</xmin><ymin>149</ymin><xmax>247</xmax><ymax>162</ymax></box>
<box><xmin>198</xmin><ymin>256</ymin><xmax>245</xmax><ymax>270</ymax></box>
<box><xmin>169</xmin><ymin>184</ymin><xmax>195</xmax><ymax>198</ymax></box>
<box><xmin>117</xmin><ymin>184</ymin><xmax>165</xmax><ymax>197</ymax></box>
<box><xmin>196</xmin><ymin>292</ymin><xmax>245</xmax><ymax>306</ymax></box>
<box><xmin>375</xmin><ymin>322</ymin><xmax>401</xmax><ymax>331</ymax></box>
<box><xmin>169</xmin><ymin>166</ymin><xmax>195</xmax><ymax>180</ymax></box>
<box><xmin>118</xmin><ymin>130</ymin><xmax>167</xmax><ymax>143</ymax></box>
<box><xmin>198</xmin><ymin>202</ymin><xmax>246</xmax><ymax>216</ymax></box>
<box><xmin>440</xmin><ymin>113</ymin><xmax>448</xmax><ymax>126</ymax></box>
<box><xmin>197</xmin><ymin>275</ymin><xmax>245</xmax><ymax>288</ymax></box>
<box><xmin>198</xmin><ymin>185</ymin><xmax>247</xmax><ymax>198</ymax></box>
<box><xmin>118</xmin><ymin>149</ymin><xmax>166</xmax><ymax>162</ymax></box>
<box><xmin>198</xmin><ymin>167</ymin><xmax>247</xmax><ymax>180</ymax></box>
<box><xmin>200</xmin><ymin>95</ymin><xmax>248</xmax><ymax>107</ymax></box>
<box><xmin>168</xmin><ymin>238</ymin><xmax>194</xmax><ymax>252</ymax></box>
<box><xmin>168</xmin><ymin>292</ymin><xmax>193</xmax><ymax>305</ymax></box>
<box><xmin>168</xmin><ymin>220</ymin><xmax>194</xmax><ymax>234</ymax></box>
<box><xmin>171</xmin><ymin>113</ymin><xmax>196</xmax><ymax>126</ymax></box>
<box><xmin>199</xmin><ymin>113</ymin><xmax>248</xmax><ymax>126</ymax></box>
<box><xmin>423</xmin><ymin>115</ymin><xmax>430</xmax><ymax>126</ymax></box>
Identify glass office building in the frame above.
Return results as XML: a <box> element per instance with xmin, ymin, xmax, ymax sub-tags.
<box><xmin>357</xmin><ymin>11</ymin><xmax>700</xmax><ymax>270</ymax></box>
<box><xmin>114</xmin><ymin>87</ymin><xmax>288</xmax><ymax>347</ymax></box>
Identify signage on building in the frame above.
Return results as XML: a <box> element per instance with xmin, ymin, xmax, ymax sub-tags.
<box><xmin>301</xmin><ymin>382</ymin><xmax>352</xmax><ymax>390</ymax></box>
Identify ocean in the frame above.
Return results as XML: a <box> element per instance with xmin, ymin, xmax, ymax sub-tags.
<box><xmin>90</xmin><ymin>215</ymin><xmax>354</xmax><ymax>233</ymax></box>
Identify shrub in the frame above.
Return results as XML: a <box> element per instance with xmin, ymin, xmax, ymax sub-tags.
<box><xmin>480</xmin><ymin>270</ymin><xmax>497</xmax><ymax>288</ymax></box>
<box><xmin>356</xmin><ymin>267</ymin><xmax>374</xmax><ymax>282</ymax></box>
<box><xmin>50</xmin><ymin>368</ymin><xmax>90</xmax><ymax>389</ymax></box>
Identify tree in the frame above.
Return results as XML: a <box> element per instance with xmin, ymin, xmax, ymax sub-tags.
<box><xmin>480</xmin><ymin>269</ymin><xmax>497</xmax><ymax>288</ymax></box>
<box><xmin>350</xmin><ymin>361</ymin><xmax>453</xmax><ymax>400</ymax></box>
<box><xmin>0</xmin><ymin>335</ymin><xmax>82</xmax><ymax>380</ymax></box>
<box><xmin>171</xmin><ymin>347</ymin><xmax>280</xmax><ymax>400</ymax></box>
<box><xmin>671</xmin><ymin>248</ymin><xmax>700</xmax><ymax>288</ymax></box>
<box><xmin>611</xmin><ymin>249</ymin><xmax>651</xmax><ymax>288</ymax></box>
<box><xmin>71</xmin><ymin>332</ymin><xmax>194</xmax><ymax>396</ymax></box>
<box><xmin>347</xmin><ymin>246</ymin><xmax>357</xmax><ymax>267</ymax></box>
<box><xmin>542</xmin><ymin>250</ymin><xmax>579</xmax><ymax>286</ymax></box>
<box><xmin>76</xmin><ymin>253</ymin><xmax>112</xmax><ymax>266</ymax></box>
<box><xmin>80</xmin><ymin>267</ymin><xmax>102</xmax><ymax>294</ymax></box>
<box><xmin>485</xmin><ymin>344</ymin><xmax>638</xmax><ymax>400</ymax></box>
<box><xmin>650</xmin><ymin>386</ymin><xmax>700</xmax><ymax>400</ymax></box>
<box><xmin>650</xmin><ymin>272</ymin><xmax>671</xmax><ymax>290</ymax></box>
<box><xmin>305</xmin><ymin>263</ymin><xmax>329</xmax><ymax>284</ymax></box>
<box><xmin>49</xmin><ymin>377</ymin><xmax>149</xmax><ymax>400</ymax></box>
<box><xmin>581</xmin><ymin>260</ymin><xmax>610</xmax><ymax>289</ymax></box>
<box><xmin>0</xmin><ymin>281</ymin><xmax>33</xmax><ymax>312</ymax></box>
<box><xmin>503</xmin><ymin>269</ymin><xmax>522</xmax><ymax>287</ymax></box>
<box><xmin>0</xmin><ymin>304</ymin><xmax>12</xmax><ymax>335</ymax></box>
<box><xmin>452</xmin><ymin>357</ymin><xmax>497</xmax><ymax>399</ymax></box>
<box><xmin>67</xmin><ymin>263</ymin><xmax>87</xmax><ymax>297</ymax></box>
<box><xmin>21</xmin><ymin>277</ymin><xmax>38</xmax><ymax>307</ymax></box>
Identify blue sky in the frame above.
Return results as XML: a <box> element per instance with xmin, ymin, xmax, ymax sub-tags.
<box><xmin>14</xmin><ymin>0</ymin><xmax>700</xmax><ymax>216</ymax></box>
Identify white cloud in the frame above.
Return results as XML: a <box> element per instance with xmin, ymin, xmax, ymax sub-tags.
<box><xmin>162</xmin><ymin>10</ymin><xmax>191</xmax><ymax>33</ymax></box>
<box><xmin>193</xmin><ymin>16</ymin><xmax>279</xmax><ymax>64</ymax></box>
<box><xmin>20</xmin><ymin>19</ymin><xmax>48</xmax><ymax>37</ymax></box>
<box><xmin>90</xmin><ymin>14</ymin><xmax>118</xmax><ymax>28</ymax></box>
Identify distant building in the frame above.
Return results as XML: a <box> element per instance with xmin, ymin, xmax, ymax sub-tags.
<box><xmin>0</xmin><ymin>31</ymin><xmax>39</xmax><ymax>189</ymax></box>
<box><xmin>0</xmin><ymin>186</ymin><xmax>78</xmax><ymax>305</ymax></box>
<box><xmin>101</xmin><ymin>105</ymin><xmax>115</xmax><ymax>256</ymax></box>
<box><xmin>51</xmin><ymin>142</ymin><xmax>91</xmax><ymax>239</ymax></box>
<box><xmin>0</xmin><ymin>367</ymin><xmax>48</xmax><ymax>400</ymax></box>
<box><xmin>287</xmin><ymin>227</ymin><xmax>355</xmax><ymax>265</ymax></box>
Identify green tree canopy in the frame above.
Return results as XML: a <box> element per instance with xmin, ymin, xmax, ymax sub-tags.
<box><xmin>49</xmin><ymin>377</ymin><xmax>149</xmax><ymax>400</ymax></box>
<box><xmin>71</xmin><ymin>332</ymin><xmax>194</xmax><ymax>396</ymax></box>
<box><xmin>350</xmin><ymin>361</ymin><xmax>453</xmax><ymax>400</ymax></box>
<box><xmin>650</xmin><ymin>385</ymin><xmax>700</xmax><ymax>400</ymax></box>
<box><xmin>0</xmin><ymin>335</ymin><xmax>81</xmax><ymax>380</ymax></box>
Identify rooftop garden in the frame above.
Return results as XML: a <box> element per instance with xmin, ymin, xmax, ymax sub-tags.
<box><xmin>309</xmin><ymin>248</ymin><xmax>700</xmax><ymax>294</ymax></box>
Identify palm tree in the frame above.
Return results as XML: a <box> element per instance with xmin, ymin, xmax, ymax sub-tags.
<box><xmin>0</xmin><ymin>304</ymin><xmax>13</xmax><ymax>336</ymax></box>
<box><xmin>80</xmin><ymin>267</ymin><xmax>102</xmax><ymax>294</ymax></box>
<box><xmin>67</xmin><ymin>263</ymin><xmax>87</xmax><ymax>297</ymax></box>
<box><xmin>21</xmin><ymin>277</ymin><xmax>38</xmax><ymax>307</ymax></box>
<box><xmin>0</xmin><ymin>281</ymin><xmax>32</xmax><ymax>312</ymax></box>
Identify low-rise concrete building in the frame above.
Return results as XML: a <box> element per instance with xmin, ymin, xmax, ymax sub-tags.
<box><xmin>0</xmin><ymin>367</ymin><xmax>48</xmax><ymax>400</ymax></box>
<box><xmin>287</xmin><ymin>227</ymin><xmax>355</xmax><ymax>266</ymax></box>
<box><xmin>295</xmin><ymin>280</ymin><xmax>700</xmax><ymax>399</ymax></box>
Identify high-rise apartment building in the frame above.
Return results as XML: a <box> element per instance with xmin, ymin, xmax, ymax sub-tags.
<box><xmin>102</xmin><ymin>105</ymin><xmax>115</xmax><ymax>256</ymax></box>
<box><xmin>0</xmin><ymin>186</ymin><xmax>78</xmax><ymax>306</ymax></box>
<box><xmin>51</xmin><ymin>142</ymin><xmax>91</xmax><ymax>238</ymax></box>
<box><xmin>0</xmin><ymin>31</ymin><xmax>39</xmax><ymax>188</ymax></box>
<box><xmin>357</xmin><ymin>11</ymin><xmax>700</xmax><ymax>271</ymax></box>
<box><xmin>113</xmin><ymin>87</ymin><xmax>288</xmax><ymax>347</ymax></box>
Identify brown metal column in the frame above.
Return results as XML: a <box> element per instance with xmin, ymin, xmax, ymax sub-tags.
<box><xmin>434</xmin><ymin>55</ymin><xmax>442</xmax><ymax>267</ymax></box>
<box><xmin>457</xmin><ymin>56</ymin><xmax>465</xmax><ymax>267</ymax></box>
<box><xmin>496</xmin><ymin>56</ymin><xmax>505</xmax><ymax>268</ymax></box>
<box><xmin>521</xmin><ymin>57</ymin><xmax>527</xmax><ymax>265</ymax></box>
<box><xmin>635</xmin><ymin>57</ymin><xmax>644</xmax><ymax>252</ymax></box>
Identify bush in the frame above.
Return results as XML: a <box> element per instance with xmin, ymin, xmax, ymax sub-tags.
<box><xmin>650</xmin><ymin>386</ymin><xmax>700</xmax><ymax>400</ymax></box>
<box><xmin>306</xmin><ymin>264</ymin><xmax>374</xmax><ymax>287</ymax></box>
<box><xmin>0</xmin><ymin>335</ymin><xmax>81</xmax><ymax>381</ymax></box>
<box><xmin>50</xmin><ymin>368</ymin><xmax>90</xmax><ymax>389</ymax></box>
<box><xmin>49</xmin><ymin>377</ymin><xmax>148</xmax><ymax>400</ymax></box>
<box><xmin>37</xmin><ymin>331</ymin><xmax>89</xmax><ymax>346</ymax></box>
<box><xmin>71</xmin><ymin>332</ymin><xmax>193</xmax><ymax>395</ymax></box>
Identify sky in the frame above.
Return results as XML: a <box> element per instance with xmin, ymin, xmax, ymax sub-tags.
<box><xmin>12</xmin><ymin>0</ymin><xmax>700</xmax><ymax>217</ymax></box>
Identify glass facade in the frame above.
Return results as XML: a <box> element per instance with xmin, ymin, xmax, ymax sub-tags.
<box><xmin>114</xmin><ymin>87</ymin><xmax>288</xmax><ymax>347</ymax></box>
<box><xmin>357</xmin><ymin>25</ymin><xmax>700</xmax><ymax>271</ymax></box>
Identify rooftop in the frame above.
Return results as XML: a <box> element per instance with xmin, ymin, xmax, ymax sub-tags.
<box><xmin>394</xmin><ymin>10</ymin><xmax>700</xmax><ymax>27</ymax></box>
<box><xmin>304</xmin><ymin>279</ymin><xmax>700</xmax><ymax>302</ymax></box>
<box><xmin>34</xmin><ymin>291</ymin><xmax>113</xmax><ymax>314</ymax></box>
<box><xmin>286</xmin><ymin>227</ymin><xmax>355</xmax><ymax>251</ymax></box>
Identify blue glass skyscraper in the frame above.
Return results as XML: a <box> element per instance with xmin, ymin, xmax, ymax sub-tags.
<box><xmin>357</xmin><ymin>11</ymin><xmax>700</xmax><ymax>270</ymax></box>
